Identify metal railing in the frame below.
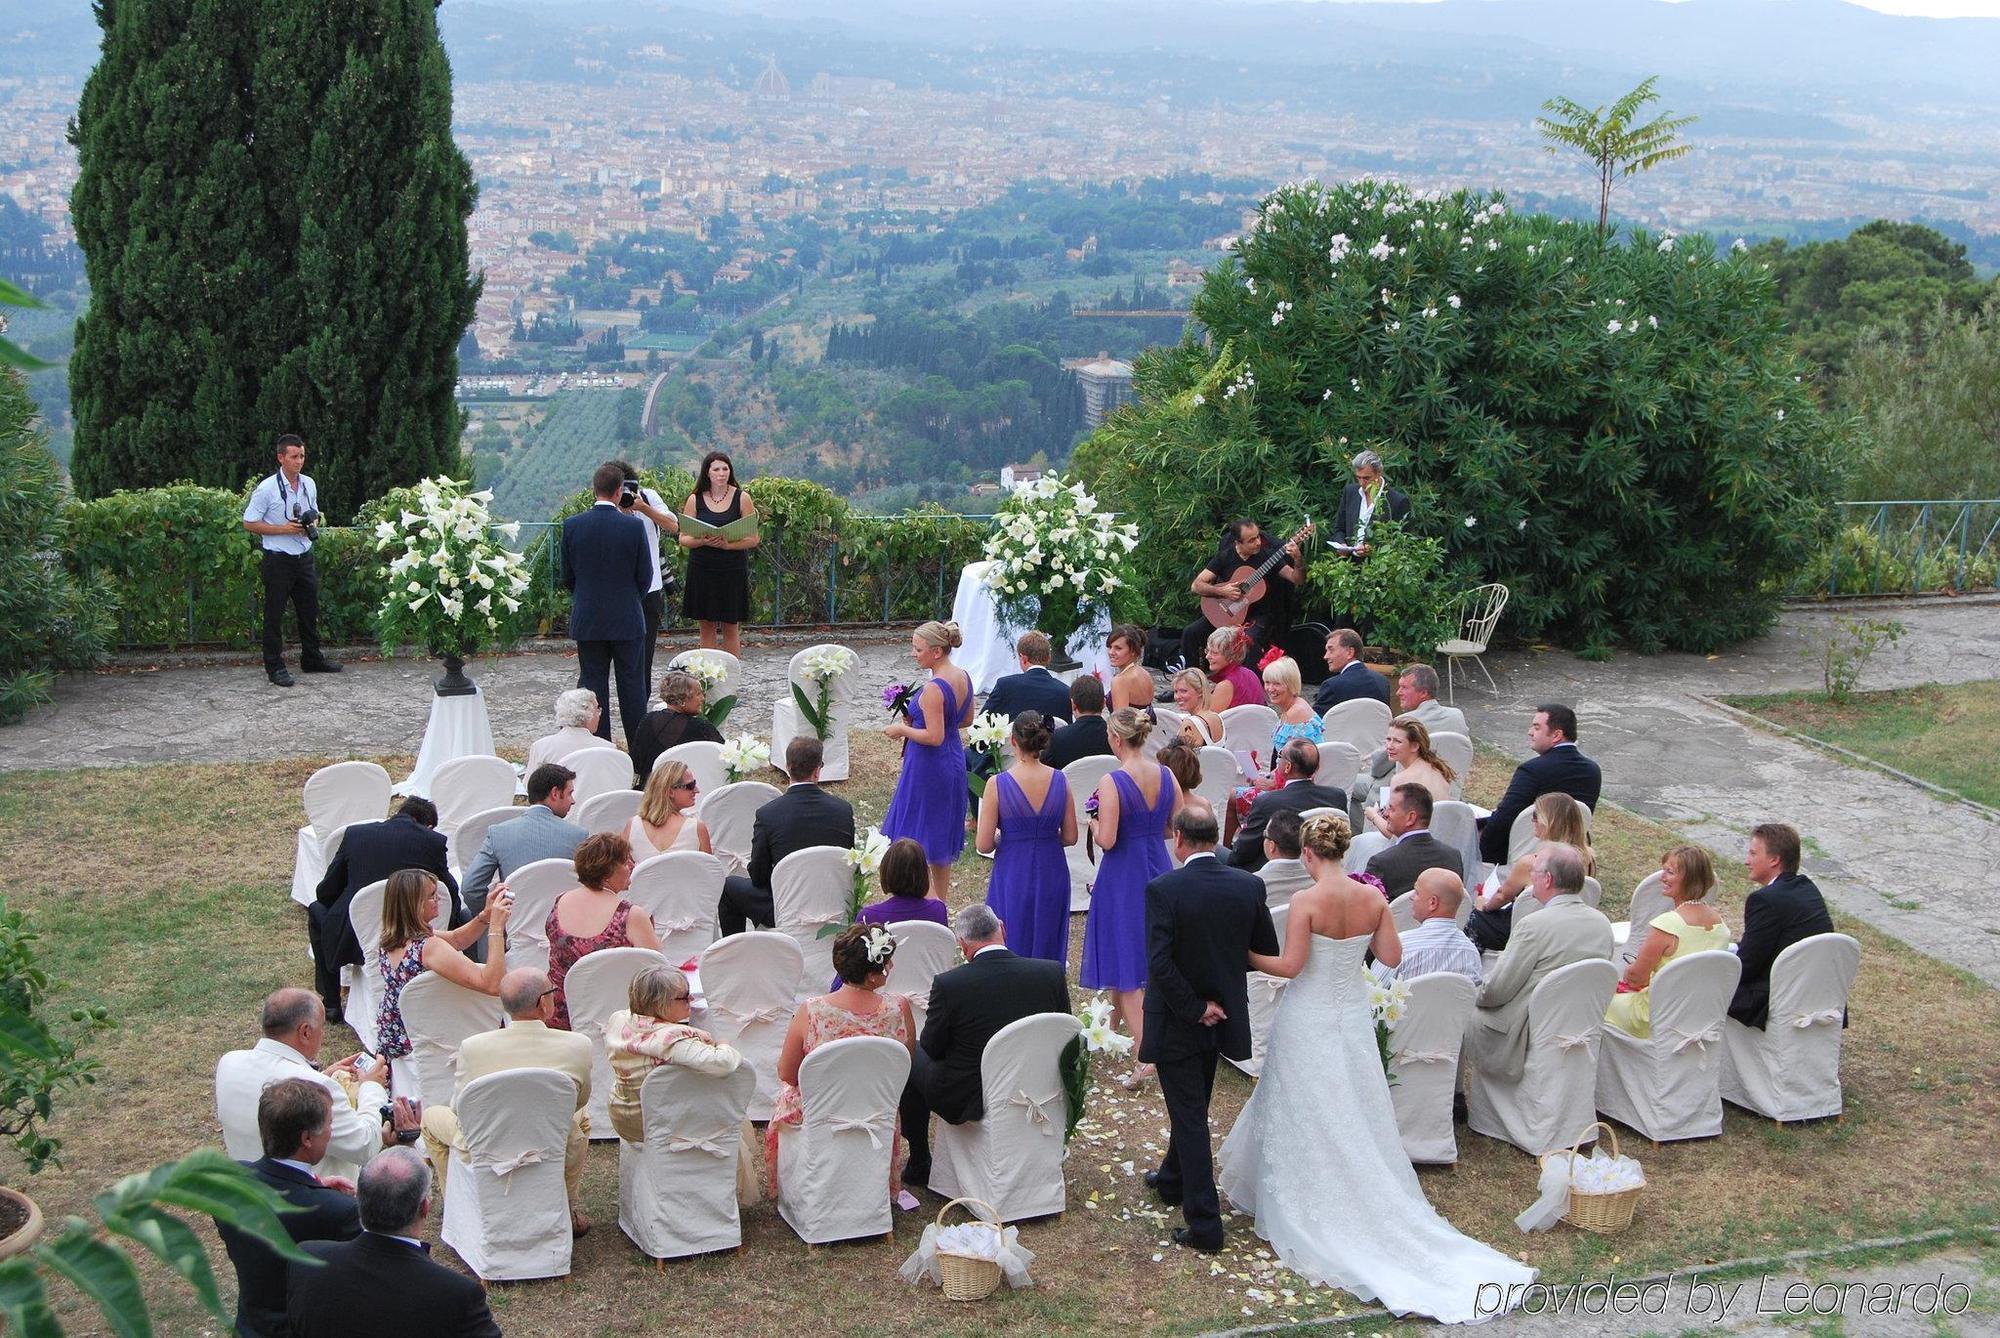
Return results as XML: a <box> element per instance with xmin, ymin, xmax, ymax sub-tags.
<box><xmin>1794</xmin><ymin>500</ymin><xmax>2000</xmax><ymax>599</ymax></box>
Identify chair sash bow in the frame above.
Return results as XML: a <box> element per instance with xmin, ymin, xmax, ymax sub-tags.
<box><xmin>1394</xmin><ymin>1048</ymin><xmax>1458</xmax><ymax>1066</ymax></box>
<box><xmin>827</xmin><ymin>1110</ymin><xmax>894</xmax><ymax>1149</ymax></box>
<box><xmin>1553</xmin><ymin>1031</ymin><xmax>1596</xmax><ymax>1052</ymax></box>
<box><xmin>708</xmin><ymin>1000</ymin><xmax>794</xmax><ymax>1026</ymax></box>
<box><xmin>1664</xmin><ymin>1024</ymin><xmax>1722</xmax><ymax>1055</ymax></box>
<box><xmin>654</xmin><ymin>915</ymin><xmax>701</xmax><ymax>935</ymax></box>
<box><xmin>1009</xmin><ymin>1088</ymin><xmax>1060</xmax><ymax>1133</ymax></box>
<box><xmin>1788</xmin><ymin>1008</ymin><xmax>1844</xmax><ymax>1029</ymax></box>
<box><xmin>665</xmin><ymin>1130</ymin><xmax>732</xmax><ymax>1158</ymax></box>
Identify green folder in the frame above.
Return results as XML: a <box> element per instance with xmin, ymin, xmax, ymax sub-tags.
<box><xmin>678</xmin><ymin>510</ymin><xmax>759</xmax><ymax>542</ymax></box>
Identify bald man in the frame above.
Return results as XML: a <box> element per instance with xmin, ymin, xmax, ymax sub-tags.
<box><xmin>1375</xmin><ymin>869</ymin><xmax>1482</xmax><ymax>986</ymax></box>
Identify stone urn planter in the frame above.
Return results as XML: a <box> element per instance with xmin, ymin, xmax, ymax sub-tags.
<box><xmin>433</xmin><ymin>653</ymin><xmax>477</xmax><ymax>697</ymax></box>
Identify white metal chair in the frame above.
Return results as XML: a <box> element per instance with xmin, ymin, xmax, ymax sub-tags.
<box><xmin>698</xmin><ymin>780</ymin><xmax>781</xmax><ymax>877</ymax></box>
<box><xmin>1229</xmin><ymin>905</ymin><xmax>1290</xmax><ymax>1078</ymax></box>
<box><xmin>1319</xmin><ymin>698</ymin><xmax>1391</xmax><ymax>757</ymax></box>
<box><xmin>886</xmin><ymin>920</ymin><xmax>961</xmax><ymax>1036</ymax></box>
<box><xmin>439</xmin><ymin>1067</ymin><xmax>577</xmax><ymax>1281</ymax></box>
<box><xmin>770</xmin><ymin>643</ymin><xmax>856</xmax><ymax>782</ymax></box>
<box><xmin>1596</xmin><ymin>950</ymin><xmax>1742</xmax><ymax>1142</ymax></box>
<box><xmin>564</xmin><ymin>746</ymin><xmax>635</xmax><ymax>805</ymax></box>
<box><xmin>1465</xmin><ymin>958</ymin><xmax>1618</xmax><ymax>1155</ymax></box>
<box><xmin>1219</xmin><ymin>704</ymin><xmax>1279</xmax><ymax>772</ymax></box>
<box><xmin>1389</xmin><ymin>972</ymin><xmax>1477</xmax><ymax>1163</ymax></box>
<box><xmin>1430</xmin><ymin>730</ymin><xmax>1473</xmax><ymax>798</ymax></box>
<box><xmin>668</xmin><ymin>649</ymin><xmax>742</xmax><ymax>719</ymax></box>
<box><xmin>431</xmin><ymin>754</ymin><xmax>517</xmax><ymax>836</ymax></box>
<box><xmin>572</xmin><ymin>787</ymin><xmax>643</xmax><ymax>837</ymax></box>
<box><xmin>1720</xmin><ymin>933</ymin><xmax>1861</xmax><ymax>1124</ymax></box>
<box><xmin>294</xmin><ymin>762</ymin><xmax>392</xmax><ymax>905</ymax></box>
<box><xmin>627</xmin><ymin>851</ymin><xmax>724</xmax><ymax>963</ymax></box>
<box><xmin>396</xmin><ymin>973</ymin><xmax>503</xmax><ymax>1109</ymax></box>
<box><xmin>1061</xmin><ymin>757</ymin><xmax>1121</xmax><ymax>914</ymax></box>
<box><xmin>771</xmin><ymin>846</ymin><xmax>852</xmax><ymax>997</ymax></box>
<box><xmin>564</xmin><ymin>946</ymin><xmax>670</xmax><ymax>1140</ymax></box>
<box><xmin>1312</xmin><ymin>739</ymin><xmax>1363</xmax><ymax>792</ymax></box>
<box><xmin>1438</xmin><ymin>583</ymin><xmax>1509</xmax><ymax>702</ymax></box>
<box><xmin>774</xmin><ymin>1035</ymin><xmax>911</xmax><ymax>1245</ymax></box>
<box><xmin>344</xmin><ymin>879</ymin><xmax>450</xmax><ymax>1053</ymax></box>
<box><xmin>927</xmin><ymin>1013</ymin><xmax>1084</xmax><ymax>1221</ymax></box>
<box><xmin>619</xmin><ymin>1064</ymin><xmax>757</xmax><ymax>1260</ymax></box>
<box><xmin>697</xmin><ymin>931</ymin><xmax>804</xmax><ymax>1121</ymax></box>
<box><xmin>500</xmin><ymin>857</ymin><xmax>579</xmax><ymax>975</ymax></box>
<box><xmin>446</xmin><ymin>804</ymin><xmax>520</xmax><ymax>884</ymax></box>
<box><xmin>657</xmin><ymin>740</ymin><xmax>729</xmax><ymax>794</ymax></box>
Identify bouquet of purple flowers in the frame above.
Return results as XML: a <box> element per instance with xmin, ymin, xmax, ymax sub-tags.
<box><xmin>1082</xmin><ymin>790</ymin><xmax>1101</xmax><ymax>864</ymax></box>
<box><xmin>882</xmin><ymin>681</ymin><xmax>918</xmax><ymax>719</ymax></box>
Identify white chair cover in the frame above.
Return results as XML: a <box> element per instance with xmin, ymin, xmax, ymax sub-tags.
<box><xmin>618</xmin><ymin>1064</ymin><xmax>757</xmax><ymax>1259</ymax></box>
<box><xmin>771</xmin><ymin>846</ymin><xmax>855</xmax><ymax>998</ymax></box>
<box><xmin>446</xmin><ymin>804</ymin><xmax>520</xmax><ymax>884</ymax></box>
<box><xmin>697</xmin><ymin>780</ymin><xmax>781</xmax><ymax>877</ymax></box>
<box><xmin>1061</xmin><ymin>757</ymin><xmax>1121</xmax><ymax>914</ymax></box>
<box><xmin>572</xmin><ymin>787</ymin><xmax>642</xmax><ymax>837</ymax></box>
<box><xmin>1194</xmin><ymin>745</ymin><xmax>1242</xmax><ymax>816</ymax></box>
<box><xmin>294</xmin><ymin>762</ymin><xmax>392</xmax><ymax>905</ymax></box>
<box><xmin>397</xmin><ymin>973</ymin><xmax>503</xmax><ymax>1108</ymax></box>
<box><xmin>501</xmin><ymin>857</ymin><xmax>579</xmax><ymax>975</ymax></box>
<box><xmin>770</xmin><ymin>644</ymin><xmax>856</xmax><ymax>782</ymax></box>
<box><xmin>627</xmin><ymin>851</ymin><xmax>724</xmax><ymax>963</ymax></box>
<box><xmin>1581</xmin><ymin>876</ymin><xmax>1603</xmax><ymax>910</ymax></box>
<box><xmin>928</xmin><ymin>1013</ymin><xmax>1084</xmax><ymax>1221</ymax></box>
<box><xmin>1228</xmin><ymin>905</ymin><xmax>1290</xmax><ymax>1078</ymax></box>
<box><xmin>1320</xmin><ymin>698</ymin><xmax>1392</xmax><ymax>756</ymax></box>
<box><xmin>669</xmin><ymin>649</ymin><xmax>742</xmax><ymax>718</ymax></box>
<box><xmin>698</xmin><ymin>932</ymin><xmax>805</xmax><ymax>1121</ymax></box>
<box><xmin>1389</xmin><ymin>972</ymin><xmax>1477</xmax><ymax>1163</ymax></box>
<box><xmin>1343</xmin><ymin>830</ymin><xmax>1391</xmax><ymax>874</ymax></box>
<box><xmin>1465</xmin><ymin>958</ymin><xmax>1618</xmax><ymax>1155</ymax></box>
<box><xmin>1430</xmin><ymin>731</ymin><xmax>1474</xmax><ymax>798</ymax></box>
<box><xmin>1720</xmin><ymin>933</ymin><xmax>1861</xmax><ymax>1123</ymax></box>
<box><xmin>657</xmin><ymin>740</ymin><xmax>729</xmax><ymax>793</ymax></box>
<box><xmin>885</xmin><ymin>920</ymin><xmax>961</xmax><ymax>1036</ymax></box>
<box><xmin>1595</xmin><ymin>950</ymin><xmax>1741</xmax><ymax>1141</ymax></box>
<box><xmin>1144</xmin><ymin>707</ymin><xmax>1183</xmax><ymax>762</ymax></box>
<box><xmin>439</xmin><ymin>1067</ymin><xmax>577</xmax><ymax>1281</ymax></box>
<box><xmin>1219</xmin><ymin>705</ymin><xmax>1279</xmax><ymax>771</ymax></box>
<box><xmin>1431</xmin><ymin>800</ymin><xmax>1483</xmax><ymax>889</ymax></box>
<box><xmin>565</xmin><ymin>946</ymin><xmax>670</xmax><ymax>1140</ymax></box>
<box><xmin>432</xmin><ymin>755</ymin><xmax>517</xmax><ymax>837</ymax></box>
<box><xmin>775</xmin><ymin>1035</ymin><xmax>911</xmax><ymax>1244</ymax></box>
<box><xmin>1312</xmin><ymin>740</ymin><xmax>1362</xmax><ymax>791</ymax></box>
<box><xmin>564</xmin><ymin>746</ymin><xmax>635</xmax><ymax>805</ymax></box>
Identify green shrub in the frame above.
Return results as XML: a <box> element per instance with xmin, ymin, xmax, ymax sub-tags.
<box><xmin>1795</xmin><ymin>522</ymin><xmax>1999</xmax><ymax>597</ymax></box>
<box><xmin>1305</xmin><ymin>522</ymin><xmax>1463</xmax><ymax>659</ymax></box>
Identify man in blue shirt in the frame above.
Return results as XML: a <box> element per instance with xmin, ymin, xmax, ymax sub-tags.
<box><xmin>241</xmin><ymin>435</ymin><xmax>341</xmax><ymax>687</ymax></box>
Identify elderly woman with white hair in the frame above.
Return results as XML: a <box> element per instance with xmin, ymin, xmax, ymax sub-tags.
<box><xmin>526</xmin><ymin>688</ymin><xmax>604</xmax><ymax>772</ymax></box>
<box><xmin>1331</xmin><ymin>447</ymin><xmax>1412</xmax><ymax>557</ymax></box>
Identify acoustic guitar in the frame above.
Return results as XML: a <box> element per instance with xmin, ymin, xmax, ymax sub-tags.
<box><xmin>1197</xmin><ymin>521</ymin><xmax>1314</xmax><ymax>628</ymax></box>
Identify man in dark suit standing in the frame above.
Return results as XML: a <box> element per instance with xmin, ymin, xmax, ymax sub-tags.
<box><xmin>1142</xmin><ymin>798</ymin><xmax>1279</xmax><ymax>1253</ymax></box>
<box><xmin>309</xmin><ymin>797</ymin><xmax>458</xmax><ymax>1017</ymax></box>
<box><xmin>1363</xmin><ymin>784</ymin><xmax>1465</xmax><ymax>898</ymax></box>
<box><xmin>286</xmin><ymin>1147</ymin><xmax>500</xmax><ymax>1338</ymax></box>
<box><xmin>1045</xmin><ymin>674</ymin><xmax>1112</xmax><ymax>770</ymax></box>
<box><xmin>217</xmin><ymin>1079</ymin><xmax>361</xmax><ymax>1338</ymax></box>
<box><xmin>1313</xmin><ymin>627</ymin><xmax>1391</xmax><ymax>713</ymax></box>
<box><xmin>1225</xmin><ymin>739</ymin><xmax>1345</xmax><ymax>872</ymax></box>
<box><xmin>561</xmin><ymin>462</ymin><xmax>652</xmax><ymax>749</ymax></box>
<box><xmin>1729</xmin><ymin>823</ymin><xmax>1837</xmax><ymax>1029</ymax></box>
<box><xmin>718</xmin><ymin>736</ymin><xmax>855</xmax><ymax>935</ymax></box>
<box><xmin>983</xmin><ymin>631</ymin><xmax>1071</xmax><ymax>726</ymax></box>
<box><xmin>1329</xmin><ymin>448</ymin><xmax>1411</xmax><ymax>555</ymax></box>
<box><xmin>1477</xmin><ymin>704</ymin><xmax>1603</xmax><ymax>865</ymax></box>
<box><xmin>899</xmin><ymin>902</ymin><xmax>1071</xmax><ymax>1189</ymax></box>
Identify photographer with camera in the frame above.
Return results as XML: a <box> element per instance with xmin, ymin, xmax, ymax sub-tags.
<box><xmin>611</xmin><ymin>459</ymin><xmax>679</xmax><ymax>689</ymax></box>
<box><xmin>242</xmin><ymin>434</ymin><xmax>340</xmax><ymax>687</ymax></box>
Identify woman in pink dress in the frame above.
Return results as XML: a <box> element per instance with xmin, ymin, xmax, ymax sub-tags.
<box><xmin>1204</xmin><ymin>625</ymin><xmax>1266</xmax><ymax>711</ymax></box>
<box><xmin>545</xmin><ymin>832</ymin><xmax>663</xmax><ymax>1030</ymax></box>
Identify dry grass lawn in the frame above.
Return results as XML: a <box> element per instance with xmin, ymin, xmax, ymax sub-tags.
<box><xmin>0</xmin><ymin>732</ymin><xmax>1995</xmax><ymax>1334</ymax></box>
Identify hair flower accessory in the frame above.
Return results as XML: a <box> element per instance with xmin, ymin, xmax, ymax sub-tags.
<box><xmin>863</xmin><ymin>925</ymin><xmax>896</xmax><ymax>965</ymax></box>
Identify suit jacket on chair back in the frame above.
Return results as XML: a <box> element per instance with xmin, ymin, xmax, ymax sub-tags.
<box><xmin>286</xmin><ymin>1233</ymin><xmax>501</xmax><ymax>1338</ymax></box>
<box><xmin>918</xmin><ymin>948</ymin><xmax>1071</xmax><ymax>1123</ymax></box>
<box><xmin>746</xmin><ymin>783</ymin><xmax>856</xmax><ymax>891</ymax></box>
<box><xmin>1140</xmin><ymin>855</ymin><xmax>1279</xmax><ymax>1064</ymax></box>
<box><xmin>216</xmin><ymin>1157</ymin><xmax>360</xmax><ymax>1338</ymax></box>
<box><xmin>560</xmin><ymin>502</ymin><xmax>649</xmax><ymax>643</ymax></box>
<box><xmin>1728</xmin><ymin>872</ymin><xmax>1836</xmax><ymax>1029</ymax></box>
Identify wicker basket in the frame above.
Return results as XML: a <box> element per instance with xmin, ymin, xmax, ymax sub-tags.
<box><xmin>934</xmin><ymin>1197</ymin><xmax>1005</xmax><ymax>1301</ymax></box>
<box><xmin>1541</xmin><ymin>1122</ymin><xmax>1643</xmax><ymax>1234</ymax></box>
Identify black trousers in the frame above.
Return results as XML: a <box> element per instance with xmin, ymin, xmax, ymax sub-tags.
<box><xmin>1153</xmin><ymin>1047</ymin><xmax>1224</xmax><ymax>1246</ymax></box>
<box><xmin>260</xmin><ymin>550</ymin><xmax>323</xmax><ymax>674</ymax></box>
<box><xmin>641</xmin><ymin>589</ymin><xmax>665</xmax><ymax>694</ymax></box>
<box><xmin>717</xmin><ymin>875</ymin><xmax>775</xmax><ymax>937</ymax></box>
<box><xmin>576</xmin><ymin>636</ymin><xmax>647</xmax><ymax>749</ymax></box>
<box><xmin>899</xmin><ymin>1047</ymin><xmax>938</xmax><ymax>1182</ymax></box>
<box><xmin>1467</xmin><ymin>904</ymin><xmax>1513</xmax><ymax>953</ymax></box>
<box><xmin>304</xmin><ymin>900</ymin><xmax>347</xmax><ymax>1013</ymax></box>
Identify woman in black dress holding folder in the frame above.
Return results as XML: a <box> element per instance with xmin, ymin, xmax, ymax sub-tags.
<box><xmin>679</xmin><ymin>451</ymin><xmax>759</xmax><ymax>656</ymax></box>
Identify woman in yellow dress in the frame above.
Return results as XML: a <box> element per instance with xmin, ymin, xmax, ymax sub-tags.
<box><xmin>1605</xmin><ymin>845</ymin><xmax>1731</xmax><ymax>1038</ymax></box>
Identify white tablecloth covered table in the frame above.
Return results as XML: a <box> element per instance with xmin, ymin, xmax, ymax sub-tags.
<box><xmin>395</xmin><ymin>686</ymin><xmax>498</xmax><ymax>799</ymax></box>
<box><xmin>951</xmin><ymin>561</ymin><xmax>1112</xmax><ymax>693</ymax></box>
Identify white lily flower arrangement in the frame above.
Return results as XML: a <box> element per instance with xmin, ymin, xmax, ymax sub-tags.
<box><xmin>1061</xmin><ymin>994</ymin><xmax>1134</xmax><ymax>1141</ymax></box>
<box><xmin>791</xmin><ymin>645</ymin><xmax>857</xmax><ymax>741</ymax></box>
<box><xmin>717</xmin><ymin>733</ymin><xmax>770</xmax><ymax>785</ymax></box>
<box><xmin>1365</xmin><ymin>970</ymin><xmax>1411</xmax><ymax>1081</ymax></box>
<box><xmin>371</xmin><ymin>476</ymin><xmax>530</xmax><ymax>660</ymax></box>
<box><xmin>982</xmin><ymin>475</ymin><xmax>1138</xmax><ymax>661</ymax></box>
<box><xmin>823</xmin><ymin>826</ymin><xmax>893</xmax><ymax>937</ymax></box>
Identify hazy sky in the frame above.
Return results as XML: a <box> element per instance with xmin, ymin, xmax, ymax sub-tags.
<box><xmin>1301</xmin><ymin>0</ymin><xmax>2000</xmax><ymax>13</ymax></box>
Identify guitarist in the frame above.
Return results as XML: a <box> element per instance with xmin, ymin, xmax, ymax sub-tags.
<box><xmin>1179</xmin><ymin>520</ymin><xmax>1305</xmax><ymax>670</ymax></box>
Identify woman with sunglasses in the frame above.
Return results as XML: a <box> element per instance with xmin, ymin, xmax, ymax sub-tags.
<box><xmin>627</xmin><ymin>760</ymin><xmax>712</xmax><ymax>860</ymax></box>
<box><xmin>606</xmin><ymin>965</ymin><xmax>743</xmax><ymax>1143</ymax></box>
<box><xmin>545</xmin><ymin>832</ymin><xmax>663</xmax><ymax>1030</ymax></box>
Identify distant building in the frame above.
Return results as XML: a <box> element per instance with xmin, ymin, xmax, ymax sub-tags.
<box><xmin>754</xmin><ymin>57</ymin><xmax>790</xmax><ymax>101</ymax></box>
<box><xmin>999</xmin><ymin>464</ymin><xmax>1043</xmax><ymax>490</ymax></box>
<box><xmin>1167</xmin><ymin>259</ymin><xmax>1204</xmax><ymax>288</ymax></box>
<box><xmin>1063</xmin><ymin>351</ymin><xmax>1135</xmax><ymax>429</ymax></box>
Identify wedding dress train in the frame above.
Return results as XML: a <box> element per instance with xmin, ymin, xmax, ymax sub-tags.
<box><xmin>1217</xmin><ymin>933</ymin><xmax>1535</xmax><ymax>1324</ymax></box>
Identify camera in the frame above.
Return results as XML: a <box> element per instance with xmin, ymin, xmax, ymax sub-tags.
<box><xmin>295</xmin><ymin>507</ymin><xmax>322</xmax><ymax>542</ymax></box>
<box><xmin>618</xmin><ymin>479</ymin><xmax>641</xmax><ymax>509</ymax></box>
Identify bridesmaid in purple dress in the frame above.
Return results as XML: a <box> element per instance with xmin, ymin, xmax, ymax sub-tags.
<box><xmin>1081</xmin><ymin>707</ymin><xmax>1179</xmax><ymax>1085</ymax></box>
<box><xmin>975</xmin><ymin>710</ymin><xmax>1077</xmax><ymax>966</ymax></box>
<box><xmin>882</xmin><ymin>620</ymin><xmax>974</xmax><ymax>902</ymax></box>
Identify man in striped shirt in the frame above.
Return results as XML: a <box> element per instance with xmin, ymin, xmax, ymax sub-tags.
<box><xmin>1376</xmin><ymin>869</ymin><xmax>1482</xmax><ymax>986</ymax></box>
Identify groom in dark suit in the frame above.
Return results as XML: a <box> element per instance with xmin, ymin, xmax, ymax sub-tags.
<box><xmin>561</xmin><ymin>462</ymin><xmax>652</xmax><ymax>748</ymax></box>
<box><xmin>1142</xmin><ymin>797</ymin><xmax>1279</xmax><ymax>1253</ymax></box>
<box><xmin>900</xmin><ymin>901</ymin><xmax>1071</xmax><ymax>1189</ymax></box>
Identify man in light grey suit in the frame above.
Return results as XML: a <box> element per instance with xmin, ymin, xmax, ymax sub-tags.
<box><xmin>1256</xmin><ymin>810</ymin><xmax>1313</xmax><ymax>909</ymax></box>
<box><xmin>1466</xmin><ymin>842</ymin><xmax>1612</xmax><ymax>1082</ymax></box>
<box><xmin>460</xmin><ymin>764</ymin><xmax>584</xmax><ymax>954</ymax></box>
<box><xmin>1350</xmin><ymin>664</ymin><xmax>1469</xmax><ymax>817</ymax></box>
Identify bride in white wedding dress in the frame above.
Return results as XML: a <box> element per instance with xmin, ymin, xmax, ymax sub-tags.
<box><xmin>1217</xmin><ymin>814</ymin><xmax>1535</xmax><ymax>1324</ymax></box>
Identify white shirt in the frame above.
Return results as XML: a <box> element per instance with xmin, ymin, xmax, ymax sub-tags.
<box><xmin>242</xmin><ymin>471</ymin><xmax>318</xmax><ymax>555</ymax></box>
<box><xmin>214</xmin><ymin>1038</ymin><xmax>386</xmax><ymax>1175</ymax></box>
<box><xmin>973</xmin><ymin>943</ymin><xmax>1009</xmax><ymax>959</ymax></box>
<box><xmin>630</xmin><ymin>486</ymin><xmax>666</xmax><ymax>594</ymax></box>
<box><xmin>1355</xmin><ymin>485</ymin><xmax>1378</xmax><ymax>543</ymax></box>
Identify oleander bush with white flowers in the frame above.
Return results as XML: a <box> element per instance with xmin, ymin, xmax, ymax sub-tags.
<box><xmin>983</xmin><ymin>475</ymin><xmax>1140</xmax><ymax>657</ymax></box>
<box><xmin>370</xmin><ymin>477</ymin><xmax>532</xmax><ymax>660</ymax></box>
<box><xmin>1075</xmin><ymin>177</ymin><xmax>1851</xmax><ymax>653</ymax></box>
